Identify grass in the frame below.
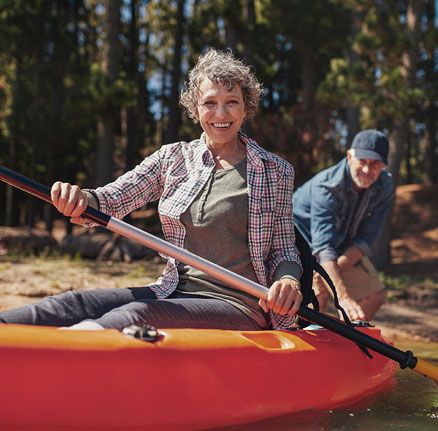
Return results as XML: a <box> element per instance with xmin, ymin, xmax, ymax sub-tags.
<box><xmin>0</xmin><ymin>254</ymin><xmax>165</xmax><ymax>303</ymax></box>
<box><xmin>1</xmin><ymin>252</ymin><xmax>436</xmax><ymax>306</ymax></box>
<box><xmin>379</xmin><ymin>272</ymin><xmax>438</xmax><ymax>291</ymax></box>
<box><xmin>378</xmin><ymin>272</ymin><xmax>438</xmax><ymax>304</ymax></box>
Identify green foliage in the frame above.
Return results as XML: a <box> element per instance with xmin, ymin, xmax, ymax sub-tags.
<box><xmin>88</xmin><ymin>65</ymin><xmax>137</xmax><ymax>113</ymax></box>
<box><xmin>0</xmin><ymin>0</ymin><xmax>436</xmax><ymax>227</ymax></box>
<box><xmin>317</xmin><ymin>0</ymin><xmax>436</xmax><ymax>186</ymax></box>
<box><xmin>380</xmin><ymin>272</ymin><xmax>438</xmax><ymax>293</ymax></box>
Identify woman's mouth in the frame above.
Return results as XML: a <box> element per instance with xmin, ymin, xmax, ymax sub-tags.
<box><xmin>212</xmin><ymin>122</ymin><xmax>231</xmax><ymax>129</ymax></box>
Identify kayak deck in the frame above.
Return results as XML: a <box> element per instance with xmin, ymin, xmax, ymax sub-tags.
<box><xmin>0</xmin><ymin>324</ymin><xmax>397</xmax><ymax>430</ymax></box>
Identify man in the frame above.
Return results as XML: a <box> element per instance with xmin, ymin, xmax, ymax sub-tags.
<box><xmin>293</xmin><ymin>129</ymin><xmax>394</xmax><ymax>321</ymax></box>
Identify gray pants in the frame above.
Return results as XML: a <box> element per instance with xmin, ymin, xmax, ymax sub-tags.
<box><xmin>0</xmin><ymin>286</ymin><xmax>263</xmax><ymax>331</ymax></box>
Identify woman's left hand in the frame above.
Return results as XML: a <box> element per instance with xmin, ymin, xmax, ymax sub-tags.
<box><xmin>258</xmin><ymin>278</ymin><xmax>302</xmax><ymax>316</ymax></box>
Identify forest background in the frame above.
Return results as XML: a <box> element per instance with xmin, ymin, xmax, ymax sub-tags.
<box><xmin>0</xmin><ymin>0</ymin><xmax>436</xmax><ymax>271</ymax></box>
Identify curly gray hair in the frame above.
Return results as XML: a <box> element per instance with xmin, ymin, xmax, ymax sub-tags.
<box><xmin>180</xmin><ymin>48</ymin><xmax>263</xmax><ymax>123</ymax></box>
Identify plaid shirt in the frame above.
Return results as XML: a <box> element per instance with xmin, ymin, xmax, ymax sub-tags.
<box><xmin>94</xmin><ymin>132</ymin><xmax>302</xmax><ymax>329</ymax></box>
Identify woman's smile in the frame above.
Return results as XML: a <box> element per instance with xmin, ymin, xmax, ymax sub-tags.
<box><xmin>212</xmin><ymin>122</ymin><xmax>232</xmax><ymax>128</ymax></box>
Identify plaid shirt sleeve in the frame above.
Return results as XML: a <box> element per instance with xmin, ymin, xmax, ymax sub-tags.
<box><xmin>265</xmin><ymin>160</ymin><xmax>301</xmax><ymax>280</ymax></box>
<box><xmin>93</xmin><ymin>147</ymin><xmax>167</xmax><ymax>218</ymax></box>
<box><xmin>267</xmin><ymin>157</ymin><xmax>303</xmax><ymax>330</ymax></box>
<box><xmin>244</xmin><ymin>135</ymin><xmax>302</xmax><ymax>330</ymax></box>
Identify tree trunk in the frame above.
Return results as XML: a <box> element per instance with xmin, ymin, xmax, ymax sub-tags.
<box><xmin>423</xmin><ymin>102</ymin><xmax>438</xmax><ymax>185</ymax></box>
<box><xmin>372</xmin><ymin>0</ymin><xmax>424</xmax><ymax>269</ymax></box>
<box><xmin>223</xmin><ymin>0</ymin><xmax>238</xmax><ymax>53</ymax></box>
<box><xmin>301</xmin><ymin>45</ymin><xmax>316</xmax><ymax>110</ymax></box>
<box><xmin>165</xmin><ymin>0</ymin><xmax>185</xmax><ymax>144</ymax></box>
<box><xmin>346</xmin><ymin>9</ymin><xmax>362</xmax><ymax>146</ymax></box>
<box><xmin>390</xmin><ymin>0</ymin><xmax>424</xmax><ymax>186</ymax></box>
<box><xmin>346</xmin><ymin>108</ymin><xmax>360</xmax><ymax>147</ymax></box>
<box><xmin>405</xmin><ymin>130</ymin><xmax>413</xmax><ymax>184</ymax></box>
<box><xmin>240</xmin><ymin>0</ymin><xmax>255</xmax><ymax>136</ymax></box>
<box><xmin>4</xmin><ymin>57</ymin><xmax>21</xmax><ymax>227</ymax></box>
<box><xmin>46</xmin><ymin>1</ymin><xmax>69</xmax><ymax>232</ymax></box>
<box><xmin>389</xmin><ymin>118</ymin><xmax>409</xmax><ymax>186</ymax></box>
<box><xmin>242</xmin><ymin>0</ymin><xmax>255</xmax><ymax>65</ymax></box>
<box><xmin>372</xmin><ymin>118</ymin><xmax>408</xmax><ymax>269</ymax></box>
<box><xmin>126</xmin><ymin>0</ymin><xmax>139</xmax><ymax>171</ymax></box>
<box><xmin>370</xmin><ymin>203</ymin><xmax>393</xmax><ymax>271</ymax></box>
<box><xmin>423</xmin><ymin>0</ymin><xmax>437</xmax><ymax>185</ymax></box>
<box><xmin>96</xmin><ymin>0</ymin><xmax>121</xmax><ymax>187</ymax></box>
<box><xmin>158</xmin><ymin>56</ymin><xmax>169</xmax><ymax>148</ymax></box>
<box><xmin>27</xmin><ymin>50</ymin><xmax>43</xmax><ymax>227</ymax></box>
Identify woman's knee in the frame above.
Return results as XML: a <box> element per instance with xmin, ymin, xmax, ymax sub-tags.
<box><xmin>95</xmin><ymin>299</ymin><xmax>156</xmax><ymax>329</ymax></box>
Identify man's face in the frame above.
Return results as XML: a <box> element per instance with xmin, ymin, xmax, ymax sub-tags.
<box><xmin>347</xmin><ymin>150</ymin><xmax>385</xmax><ymax>190</ymax></box>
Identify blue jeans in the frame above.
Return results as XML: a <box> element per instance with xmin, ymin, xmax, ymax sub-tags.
<box><xmin>0</xmin><ymin>287</ymin><xmax>264</xmax><ymax>331</ymax></box>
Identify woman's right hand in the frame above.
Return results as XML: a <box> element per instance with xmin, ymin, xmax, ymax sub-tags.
<box><xmin>51</xmin><ymin>182</ymin><xmax>90</xmax><ymax>226</ymax></box>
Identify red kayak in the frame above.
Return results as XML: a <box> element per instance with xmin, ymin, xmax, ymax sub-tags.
<box><xmin>0</xmin><ymin>324</ymin><xmax>397</xmax><ymax>430</ymax></box>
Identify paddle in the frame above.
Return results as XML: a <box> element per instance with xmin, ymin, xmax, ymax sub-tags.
<box><xmin>0</xmin><ymin>164</ymin><xmax>437</xmax><ymax>385</ymax></box>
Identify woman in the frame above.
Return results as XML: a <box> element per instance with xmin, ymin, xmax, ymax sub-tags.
<box><xmin>0</xmin><ymin>49</ymin><xmax>302</xmax><ymax>331</ymax></box>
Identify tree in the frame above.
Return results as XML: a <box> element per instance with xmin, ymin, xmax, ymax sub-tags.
<box><xmin>0</xmin><ymin>0</ymin><xmax>434</xmax><ymax>236</ymax></box>
<box><xmin>246</xmin><ymin>0</ymin><xmax>351</xmax><ymax>180</ymax></box>
<box><xmin>318</xmin><ymin>0</ymin><xmax>431</xmax><ymax>268</ymax></box>
<box><xmin>422</xmin><ymin>0</ymin><xmax>438</xmax><ymax>185</ymax></box>
<box><xmin>242</xmin><ymin>0</ymin><xmax>255</xmax><ymax>65</ymax></box>
<box><xmin>124</xmin><ymin>0</ymin><xmax>151</xmax><ymax>171</ymax></box>
<box><xmin>165</xmin><ymin>0</ymin><xmax>185</xmax><ymax>143</ymax></box>
<box><xmin>96</xmin><ymin>0</ymin><xmax>122</xmax><ymax>187</ymax></box>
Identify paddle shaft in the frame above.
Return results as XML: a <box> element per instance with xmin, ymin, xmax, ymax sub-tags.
<box><xmin>1</xmin><ymin>164</ymin><xmax>437</xmax><ymax>384</ymax></box>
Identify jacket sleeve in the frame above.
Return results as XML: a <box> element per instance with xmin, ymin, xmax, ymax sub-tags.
<box><xmin>309</xmin><ymin>182</ymin><xmax>342</xmax><ymax>264</ymax></box>
<box><xmin>353</xmin><ymin>175</ymin><xmax>395</xmax><ymax>256</ymax></box>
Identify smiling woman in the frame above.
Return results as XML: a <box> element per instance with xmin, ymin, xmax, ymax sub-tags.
<box><xmin>0</xmin><ymin>48</ymin><xmax>304</xmax><ymax>333</ymax></box>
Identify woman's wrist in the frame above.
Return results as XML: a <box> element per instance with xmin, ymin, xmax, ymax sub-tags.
<box><xmin>279</xmin><ymin>276</ymin><xmax>301</xmax><ymax>290</ymax></box>
<box><xmin>84</xmin><ymin>191</ymin><xmax>99</xmax><ymax>210</ymax></box>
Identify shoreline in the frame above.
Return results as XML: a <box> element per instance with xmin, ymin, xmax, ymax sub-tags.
<box><xmin>0</xmin><ymin>255</ymin><xmax>436</xmax><ymax>343</ymax></box>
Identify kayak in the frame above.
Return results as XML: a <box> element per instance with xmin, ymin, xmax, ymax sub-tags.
<box><xmin>0</xmin><ymin>324</ymin><xmax>397</xmax><ymax>430</ymax></box>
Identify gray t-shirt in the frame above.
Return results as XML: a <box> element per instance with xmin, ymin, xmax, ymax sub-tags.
<box><xmin>177</xmin><ymin>158</ymin><xmax>299</xmax><ymax>328</ymax></box>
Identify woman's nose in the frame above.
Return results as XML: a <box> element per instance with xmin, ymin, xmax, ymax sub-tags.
<box><xmin>216</xmin><ymin>103</ymin><xmax>228</xmax><ymax>117</ymax></box>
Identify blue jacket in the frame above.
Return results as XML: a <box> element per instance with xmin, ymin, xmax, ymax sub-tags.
<box><xmin>293</xmin><ymin>158</ymin><xmax>394</xmax><ymax>264</ymax></box>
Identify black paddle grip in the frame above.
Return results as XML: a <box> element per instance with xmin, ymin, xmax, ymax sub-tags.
<box><xmin>298</xmin><ymin>306</ymin><xmax>418</xmax><ymax>369</ymax></box>
<box><xmin>0</xmin><ymin>165</ymin><xmax>110</xmax><ymax>227</ymax></box>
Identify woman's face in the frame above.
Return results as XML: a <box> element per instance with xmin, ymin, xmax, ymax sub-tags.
<box><xmin>196</xmin><ymin>78</ymin><xmax>246</xmax><ymax>147</ymax></box>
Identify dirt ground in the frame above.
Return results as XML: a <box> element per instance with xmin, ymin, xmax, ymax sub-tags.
<box><xmin>373</xmin><ymin>184</ymin><xmax>437</xmax><ymax>342</ymax></box>
<box><xmin>0</xmin><ymin>184</ymin><xmax>437</xmax><ymax>342</ymax></box>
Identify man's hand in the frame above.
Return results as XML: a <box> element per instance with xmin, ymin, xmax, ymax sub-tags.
<box><xmin>259</xmin><ymin>278</ymin><xmax>302</xmax><ymax>316</ymax></box>
<box><xmin>338</xmin><ymin>295</ymin><xmax>366</xmax><ymax>321</ymax></box>
<box><xmin>319</xmin><ymin>258</ymin><xmax>367</xmax><ymax>321</ymax></box>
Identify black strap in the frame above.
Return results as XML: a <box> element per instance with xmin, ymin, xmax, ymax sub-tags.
<box><xmin>314</xmin><ymin>260</ymin><xmax>373</xmax><ymax>359</ymax></box>
<box><xmin>314</xmin><ymin>260</ymin><xmax>352</xmax><ymax>325</ymax></box>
